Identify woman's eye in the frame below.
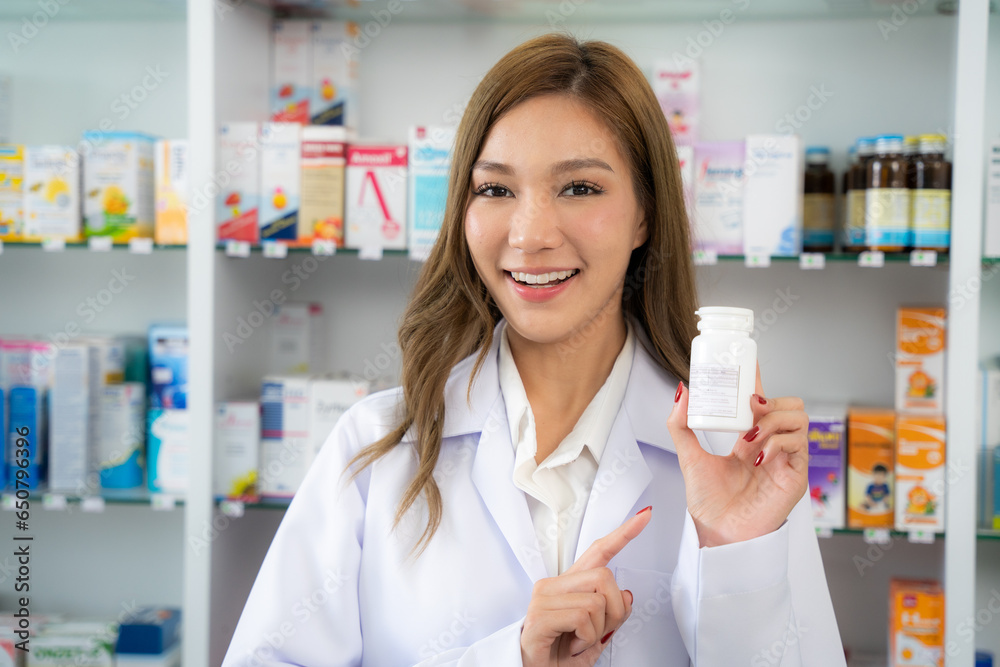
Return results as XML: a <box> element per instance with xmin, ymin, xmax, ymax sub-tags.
<box><xmin>475</xmin><ymin>183</ymin><xmax>512</xmax><ymax>198</ymax></box>
<box><xmin>562</xmin><ymin>181</ymin><xmax>602</xmax><ymax>197</ymax></box>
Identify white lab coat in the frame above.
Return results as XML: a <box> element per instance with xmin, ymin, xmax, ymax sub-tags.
<box><xmin>224</xmin><ymin>319</ymin><xmax>846</xmax><ymax>666</ymax></box>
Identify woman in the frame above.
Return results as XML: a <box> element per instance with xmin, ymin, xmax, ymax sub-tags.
<box><xmin>224</xmin><ymin>34</ymin><xmax>845</xmax><ymax>666</ymax></box>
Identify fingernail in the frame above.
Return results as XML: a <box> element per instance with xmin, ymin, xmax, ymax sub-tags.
<box><xmin>754</xmin><ymin>450</ymin><xmax>764</xmax><ymax>467</ymax></box>
<box><xmin>754</xmin><ymin>394</ymin><xmax>767</xmax><ymax>405</ymax></box>
<box><xmin>674</xmin><ymin>383</ymin><xmax>683</xmax><ymax>403</ymax></box>
<box><xmin>743</xmin><ymin>425</ymin><xmax>760</xmax><ymax>442</ymax></box>
<box><xmin>601</xmin><ymin>631</ymin><xmax>614</xmax><ymax>645</ymax></box>
<box><xmin>635</xmin><ymin>505</ymin><xmax>652</xmax><ymax>515</ymax></box>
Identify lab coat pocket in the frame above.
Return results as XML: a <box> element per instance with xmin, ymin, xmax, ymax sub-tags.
<box><xmin>604</xmin><ymin>567</ymin><xmax>690</xmax><ymax>666</ymax></box>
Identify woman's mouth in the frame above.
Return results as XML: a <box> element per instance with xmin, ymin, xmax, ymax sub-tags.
<box><xmin>505</xmin><ymin>269</ymin><xmax>579</xmax><ymax>287</ymax></box>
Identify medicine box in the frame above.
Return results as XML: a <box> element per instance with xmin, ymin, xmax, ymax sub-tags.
<box><xmin>299</xmin><ymin>126</ymin><xmax>346</xmax><ymax>247</ymax></box>
<box><xmin>272</xmin><ymin>302</ymin><xmax>326</xmax><ymax>375</ymax></box>
<box><xmin>28</xmin><ymin>635</ymin><xmax>114</xmax><ymax>667</ymax></box>
<box><xmin>308</xmin><ymin>376</ymin><xmax>369</xmax><ymax>459</ymax></box>
<box><xmin>214</xmin><ymin>401</ymin><xmax>260</xmax><ymax>500</ymax></box>
<box><xmin>147</xmin><ymin>408</ymin><xmax>189</xmax><ymax>494</ymax></box>
<box><xmin>986</xmin><ymin>142</ymin><xmax>1000</xmax><ymax>258</ymax></box>
<box><xmin>896</xmin><ymin>307</ymin><xmax>946</xmax><ymax>414</ymax></box>
<box><xmin>691</xmin><ymin>141</ymin><xmax>744</xmax><ymax>255</ymax></box>
<box><xmin>742</xmin><ymin>134</ymin><xmax>804</xmax><ymax>258</ymax></box>
<box><xmin>154</xmin><ymin>139</ymin><xmax>188</xmax><ymax>245</ymax></box>
<box><xmin>408</xmin><ymin>126</ymin><xmax>454</xmax><ymax>261</ymax></box>
<box><xmin>994</xmin><ymin>446</ymin><xmax>1000</xmax><ymax>530</ymax></box>
<box><xmin>981</xmin><ymin>364</ymin><xmax>1000</xmax><ymax>447</ymax></box>
<box><xmin>0</xmin><ymin>144</ymin><xmax>24</xmax><ymax>241</ymax></box>
<box><xmin>23</xmin><ymin>145</ymin><xmax>81</xmax><ymax>242</ymax></box>
<box><xmin>847</xmin><ymin>407</ymin><xmax>895</xmax><ymax>529</ymax></box>
<box><xmin>97</xmin><ymin>383</ymin><xmax>145</xmax><ymax>489</ymax></box>
<box><xmin>260</xmin><ymin>122</ymin><xmax>301</xmax><ymax>242</ymax></box>
<box><xmin>889</xmin><ymin>579</ymin><xmax>944</xmax><ymax>667</ymax></box>
<box><xmin>48</xmin><ymin>344</ymin><xmax>90</xmax><ymax>492</ymax></box>
<box><xmin>676</xmin><ymin>144</ymin><xmax>694</xmax><ymax>221</ymax></box>
<box><xmin>806</xmin><ymin>405</ymin><xmax>846</xmax><ymax>530</ymax></box>
<box><xmin>652</xmin><ymin>60</ymin><xmax>699</xmax><ymax>146</ymax></box>
<box><xmin>895</xmin><ymin>414</ymin><xmax>945</xmax><ymax>533</ymax></box>
<box><xmin>115</xmin><ymin>607</ymin><xmax>181</xmax><ymax>654</ymax></box>
<box><xmin>149</xmin><ymin>326</ymin><xmax>188</xmax><ymax>410</ymax></box>
<box><xmin>7</xmin><ymin>386</ymin><xmax>44</xmax><ymax>491</ymax></box>
<box><xmin>259</xmin><ymin>376</ymin><xmax>311</xmax><ymax>497</ymax></box>
<box><xmin>81</xmin><ymin>131</ymin><xmax>155</xmax><ymax>242</ymax></box>
<box><xmin>270</xmin><ymin>20</ymin><xmax>311</xmax><ymax>124</ymax></box>
<box><xmin>345</xmin><ymin>144</ymin><xmax>408</xmax><ymax>250</ymax></box>
<box><xmin>310</xmin><ymin>21</ymin><xmax>358</xmax><ymax>128</ymax></box>
<box><xmin>217</xmin><ymin>122</ymin><xmax>260</xmax><ymax>243</ymax></box>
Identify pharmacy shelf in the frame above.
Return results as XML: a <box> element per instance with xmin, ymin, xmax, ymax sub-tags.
<box><xmin>978</xmin><ymin>529</ymin><xmax>1000</xmax><ymax>540</ymax></box>
<box><xmin>0</xmin><ymin>0</ymin><xmax>186</xmax><ymax>21</ymax></box>
<box><xmin>0</xmin><ymin>242</ymin><xmax>186</xmax><ymax>252</ymax></box>
<box><xmin>1</xmin><ymin>487</ymin><xmax>185</xmax><ymax>508</ymax></box>
<box><xmin>214</xmin><ymin>242</ymin><xmax>409</xmax><ymax>258</ymax></box>
<box><xmin>266</xmin><ymin>0</ymin><xmax>953</xmax><ymax>23</ymax></box>
<box><xmin>711</xmin><ymin>252</ymin><xmax>949</xmax><ymax>266</ymax></box>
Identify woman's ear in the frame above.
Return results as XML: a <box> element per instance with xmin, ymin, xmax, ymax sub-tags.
<box><xmin>633</xmin><ymin>216</ymin><xmax>649</xmax><ymax>250</ymax></box>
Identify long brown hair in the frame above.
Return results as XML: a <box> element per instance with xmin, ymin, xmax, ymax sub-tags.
<box><xmin>349</xmin><ymin>33</ymin><xmax>699</xmax><ymax>553</ymax></box>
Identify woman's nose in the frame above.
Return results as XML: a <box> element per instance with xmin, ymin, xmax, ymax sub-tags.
<box><xmin>508</xmin><ymin>192</ymin><xmax>562</xmax><ymax>252</ymax></box>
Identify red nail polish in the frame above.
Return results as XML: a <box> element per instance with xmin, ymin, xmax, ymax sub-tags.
<box><xmin>674</xmin><ymin>383</ymin><xmax>683</xmax><ymax>403</ymax></box>
<box><xmin>744</xmin><ymin>425</ymin><xmax>760</xmax><ymax>442</ymax></box>
<box><xmin>755</xmin><ymin>394</ymin><xmax>767</xmax><ymax>405</ymax></box>
<box><xmin>601</xmin><ymin>631</ymin><xmax>614</xmax><ymax>645</ymax></box>
<box><xmin>754</xmin><ymin>450</ymin><xmax>764</xmax><ymax>467</ymax></box>
<box><xmin>635</xmin><ymin>505</ymin><xmax>652</xmax><ymax>515</ymax></box>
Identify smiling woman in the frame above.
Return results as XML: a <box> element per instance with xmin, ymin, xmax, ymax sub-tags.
<box><xmin>224</xmin><ymin>33</ymin><xmax>845</xmax><ymax>667</ymax></box>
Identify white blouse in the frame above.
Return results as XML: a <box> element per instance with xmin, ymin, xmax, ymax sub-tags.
<box><xmin>498</xmin><ymin>318</ymin><xmax>636</xmax><ymax>576</ymax></box>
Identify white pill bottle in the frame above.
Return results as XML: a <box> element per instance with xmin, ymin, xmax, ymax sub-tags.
<box><xmin>686</xmin><ymin>306</ymin><xmax>757</xmax><ymax>433</ymax></box>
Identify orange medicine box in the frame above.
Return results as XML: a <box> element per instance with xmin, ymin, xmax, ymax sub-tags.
<box><xmin>895</xmin><ymin>414</ymin><xmax>946</xmax><ymax>533</ymax></box>
<box><xmin>889</xmin><ymin>579</ymin><xmax>944</xmax><ymax>667</ymax></box>
<box><xmin>896</xmin><ymin>307</ymin><xmax>946</xmax><ymax>414</ymax></box>
<box><xmin>848</xmin><ymin>407</ymin><xmax>895</xmax><ymax>529</ymax></box>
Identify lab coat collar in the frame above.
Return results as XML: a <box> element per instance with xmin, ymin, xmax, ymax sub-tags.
<box><xmin>435</xmin><ymin>315</ymin><xmax>680</xmax><ymax>456</ymax></box>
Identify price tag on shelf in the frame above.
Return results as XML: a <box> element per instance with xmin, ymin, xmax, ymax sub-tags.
<box><xmin>151</xmin><ymin>494</ymin><xmax>177</xmax><ymax>511</ymax></box>
<box><xmin>1</xmin><ymin>495</ymin><xmax>15</xmax><ymax>511</ymax></box>
<box><xmin>858</xmin><ymin>250</ymin><xmax>885</xmax><ymax>268</ymax></box>
<box><xmin>81</xmin><ymin>496</ymin><xmax>106</xmax><ymax>513</ymax></box>
<box><xmin>359</xmin><ymin>245</ymin><xmax>384</xmax><ymax>261</ymax></box>
<box><xmin>312</xmin><ymin>240</ymin><xmax>337</xmax><ymax>257</ymax></box>
<box><xmin>262</xmin><ymin>240</ymin><xmax>288</xmax><ymax>259</ymax></box>
<box><xmin>0</xmin><ymin>240</ymin><xmax>4</xmax><ymax>255</ymax></box>
<box><xmin>815</xmin><ymin>526</ymin><xmax>833</xmax><ymax>539</ymax></box>
<box><xmin>907</xmin><ymin>530</ymin><xmax>936</xmax><ymax>544</ymax></box>
<box><xmin>744</xmin><ymin>253</ymin><xmax>771</xmax><ymax>268</ymax></box>
<box><xmin>863</xmin><ymin>528</ymin><xmax>892</xmax><ymax>545</ymax></box>
<box><xmin>909</xmin><ymin>250</ymin><xmax>937</xmax><ymax>267</ymax></box>
<box><xmin>225</xmin><ymin>240</ymin><xmax>251</xmax><ymax>258</ymax></box>
<box><xmin>42</xmin><ymin>494</ymin><xmax>68</xmax><ymax>511</ymax></box>
<box><xmin>800</xmin><ymin>253</ymin><xmax>826</xmax><ymax>270</ymax></box>
<box><xmin>42</xmin><ymin>237</ymin><xmax>66</xmax><ymax>252</ymax></box>
<box><xmin>129</xmin><ymin>237</ymin><xmax>154</xmax><ymax>255</ymax></box>
<box><xmin>692</xmin><ymin>249</ymin><xmax>718</xmax><ymax>266</ymax></box>
<box><xmin>88</xmin><ymin>236</ymin><xmax>113</xmax><ymax>252</ymax></box>
<box><xmin>220</xmin><ymin>500</ymin><xmax>245</xmax><ymax>518</ymax></box>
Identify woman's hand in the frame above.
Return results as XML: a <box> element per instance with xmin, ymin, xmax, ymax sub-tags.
<box><xmin>666</xmin><ymin>367</ymin><xmax>809</xmax><ymax>548</ymax></box>
<box><xmin>520</xmin><ymin>508</ymin><xmax>651</xmax><ymax>667</ymax></box>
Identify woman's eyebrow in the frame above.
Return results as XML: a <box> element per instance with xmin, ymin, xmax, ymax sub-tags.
<box><xmin>550</xmin><ymin>158</ymin><xmax>614</xmax><ymax>174</ymax></box>
<box><xmin>471</xmin><ymin>160</ymin><xmax>513</xmax><ymax>175</ymax></box>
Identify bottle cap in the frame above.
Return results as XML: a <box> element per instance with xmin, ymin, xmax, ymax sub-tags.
<box><xmin>857</xmin><ymin>137</ymin><xmax>876</xmax><ymax>156</ymax></box>
<box><xmin>805</xmin><ymin>146</ymin><xmax>830</xmax><ymax>165</ymax></box>
<box><xmin>875</xmin><ymin>134</ymin><xmax>904</xmax><ymax>154</ymax></box>
<box><xmin>695</xmin><ymin>307</ymin><xmax>754</xmax><ymax>333</ymax></box>
<box><xmin>918</xmin><ymin>133</ymin><xmax>947</xmax><ymax>154</ymax></box>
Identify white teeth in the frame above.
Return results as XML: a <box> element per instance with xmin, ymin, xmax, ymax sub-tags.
<box><xmin>511</xmin><ymin>269</ymin><xmax>578</xmax><ymax>285</ymax></box>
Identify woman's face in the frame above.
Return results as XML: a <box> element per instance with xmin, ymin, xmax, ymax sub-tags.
<box><xmin>465</xmin><ymin>94</ymin><xmax>648</xmax><ymax>346</ymax></box>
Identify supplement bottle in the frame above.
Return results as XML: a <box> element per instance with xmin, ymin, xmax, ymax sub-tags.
<box><xmin>803</xmin><ymin>147</ymin><xmax>835</xmax><ymax>252</ymax></box>
<box><xmin>865</xmin><ymin>134</ymin><xmax>910</xmax><ymax>252</ymax></box>
<box><xmin>911</xmin><ymin>134</ymin><xmax>951</xmax><ymax>252</ymax></box>
<box><xmin>687</xmin><ymin>307</ymin><xmax>757</xmax><ymax>433</ymax></box>
<box><xmin>844</xmin><ymin>138</ymin><xmax>875</xmax><ymax>253</ymax></box>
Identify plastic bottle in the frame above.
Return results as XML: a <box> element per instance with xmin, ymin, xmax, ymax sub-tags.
<box><xmin>803</xmin><ymin>147</ymin><xmax>835</xmax><ymax>252</ymax></box>
<box><xmin>687</xmin><ymin>307</ymin><xmax>757</xmax><ymax>433</ymax></box>
<box><xmin>911</xmin><ymin>133</ymin><xmax>951</xmax><ymax>252</ymax></box>
<box><xmin>865</xmin><ymin>134</ymin><xmax>910</xmax><ymax>252</ymax></box>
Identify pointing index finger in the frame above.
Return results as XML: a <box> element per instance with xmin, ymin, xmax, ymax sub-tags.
<box><xmin>567</xmin><ymin>507</ymin><xmax>652</xmax><ymax>574</ymax></box>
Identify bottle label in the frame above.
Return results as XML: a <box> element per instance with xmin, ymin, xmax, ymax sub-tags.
<box><xmin>865</xmin><ymin>188</ymin><xmax>911</xmax><ymax>247</ymax></box>
<box><xmin>844</xmin><ymin>190</ymin><xmax>867</xmax><ymax>248</ymax></box>
<box><xmin>803</xmin><ymin>193</ymin><xmax>835</xmax><ymax>233</ymax></box>
<box><xmin>688</xmin><ymin>364</ymin><xmax>740</xmax><ymax>418</ymax></box>
<box><xmin>912</xmin><ymin>190</ymin><xmax>950</xmax><ymax>248</ymax></box>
